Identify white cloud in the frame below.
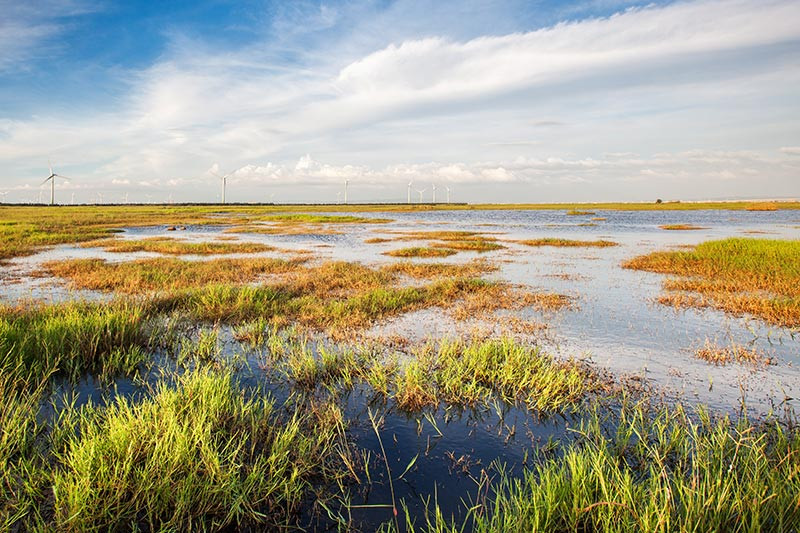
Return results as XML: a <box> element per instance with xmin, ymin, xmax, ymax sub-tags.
<box><xmin>0</xmin><ymin>0</ymin><xmax>798</xmax><ymax>202</ymax></box>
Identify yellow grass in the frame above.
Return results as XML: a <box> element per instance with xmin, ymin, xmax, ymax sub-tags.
<box><xmin>517</xmin><ymin>238</ymin><xmax>618</xmax><ymax>248</ymax></box>
<box><xmin>695</xmin><ymin>341</ymin><xmax>771</xmax><ymax>366</ymax></box>
<box><xmin>82</xmin><ymin>237</ymin><xmax>274</xmax><ymax>255</ymax></box>
<box><xmin>659</xmin><ymin>224</ymin><xmax>707</xmax><ymax>230</ymax></box>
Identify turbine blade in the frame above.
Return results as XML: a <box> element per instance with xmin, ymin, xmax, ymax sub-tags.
<box><xmin>48</xmin><ymin>159</ymin><xmax>53</xmax><ymax>175</ymax></box>
<box><xmin>54</xmin><ymin>174</ymin><xmax>70</xmax><ymax>180</ymax></box>
<box><xmin>41</xmin><ymin>176</ymin><xmax>52</xmax><ymax>185</ymax></box>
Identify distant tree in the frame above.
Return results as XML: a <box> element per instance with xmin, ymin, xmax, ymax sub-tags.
<box><xmin>655</xmin><ymin>198</ymin><xmax>663</xmax><ymax>204</ymax></box>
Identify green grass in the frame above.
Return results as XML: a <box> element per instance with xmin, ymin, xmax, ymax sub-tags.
<box><xmin>394</xmin><ymin>337</ymin><xmax>594</xmax><ymax>411</ymax></box>
<box><xmin>407</xmin><ymin>402</ymin><xmax>800</xmax><ymax>533</ymax></box>
<box><xmin>623</xmin><ymin>238</ymin><xmax>800</xmax><ymax>327</ymax></box>
<box><xmin>0</xmin><ymin>301</ymin><xmax>152</xmax><ymax>384</ymax></box>
<box><xmin>53</xmin><ymin>369</ymin><xmax>346</xmax><ymax>531</ymax></box>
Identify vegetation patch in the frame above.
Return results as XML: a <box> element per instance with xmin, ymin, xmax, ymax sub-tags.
<box><xmin>518</xmin><ymin>238</ymin><xmax>618</xmax><ymax>248</ymax></box>
<box><xmin>695</xmin><ymin>341</ymin><xmax>771</xmax><ymax>366</ymax></box>
<box><xmin>382</xmin><ymin>260</ymin><xmax>497</xmax><ymax>279</ymax></box>
<box><xmin>44</xmin><ymin>257</ymin><xmax>303</xmax><ymax>293</ymax></box>
<box><xmin>259</xmin><ymin>213</ymin><xmax>392</xmax><ymax>224</ymax></box>
<box><xmin>82</xmin><ymin>236</ymin><xmax>275</xmax><ymax>255</ymax></box>
<box><xmin>416</xmin><ymin>402</ymin><xmax>800</xmax><ymax>532</ymax></box>
<box><xmin>566</xmin><ymin>210</ymin><xmax>596</xmax><ymax>215</ymax></box>
<box><xmin>432</xmin><ymin>239</ymin><xmax>505</xmax><ymax>252</ymax></box>
<box><xmin>659</xmin><ymin>224</ymin><xmax>707</xmax><ymax>230</ymax></box>
<box><xmin>54</xmin><ymin>370</ymin><xmax>346</xmax><ymax>531</ymax></box>
<box><xmin>384</xmin><ymin>247</ymin><xmax>457</xmax><ymax>258</ymax></box>
<box><xmin>0</xmin><ymin>301</ymin><xmax>151</xmax><ymax>384</ymax></box>
<box><xmin>623</xmin><ymin>238</ymin><xmax>800</xmax><ymax>327</ymax></box>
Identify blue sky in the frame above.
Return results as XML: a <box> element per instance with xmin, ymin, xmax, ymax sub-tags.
<box><xmin>0</xmin><ymin>0</ymin><xmax>798</xmax><ymax>203</ymax></box>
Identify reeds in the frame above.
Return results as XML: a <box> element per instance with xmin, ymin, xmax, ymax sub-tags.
<box><xmin>384</xmin><ymin>247</ymin><xmax>457</xmax><ymax>258</ymax></box>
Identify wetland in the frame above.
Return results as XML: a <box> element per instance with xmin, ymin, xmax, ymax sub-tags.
<box><xmin>1</xmin><ymin>203</ymin><xmax>799</xmax><ymax>532</ymax></box>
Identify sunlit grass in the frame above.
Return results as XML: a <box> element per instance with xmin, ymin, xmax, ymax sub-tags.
<box><xmin>694</xmin><ymin>341</ymin><xmax>770</xmax><ymax>366</ymax></box>
<box><xmin>54</xmin><ymin>369</ymin><xmax>347</xmax><ymax>531</ymax></box>
<box><xmin>624</xmin><ymin>238</ymin><xmax>800</xmax><ymax>327</ymax></box>
<box><xmin>381</xmin><ymin>260</ymin><xmax>497</xmax><ymax>279</ymax></box>
<box><xmin>517</xmin><ymin>238</ymin><xmax>618</xmax><ymax>247</ymax></box>
<box><xmin>0</xmin><ymin>301</ymin><xmax>151</xmax><ymax>384</ymax></box>
<box><xmin>82</xmin><ymin>236</ymin><xmax>275</xmax><ymax>255</ymax></box>
<box><xmin>659</xmin><ymin>224</ymin><xmax>707</xmax><ymax>230</ymax></box>
<box><xmin>44</xmin><ymin>256</ymin><xmax>304</xmax><ymax>293</ymax></box>
<box><xmin>410</xmin><ymin>402</ymin><xmax>800</xmax><ymax>533</ymax></box>
<box><xmin>384</xmin><ymin>247</ymin><xmax>457</xmax><ymax>258</ymax></box>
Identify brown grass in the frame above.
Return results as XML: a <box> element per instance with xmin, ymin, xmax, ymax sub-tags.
<box><xmin>695</xmin><ymin>341</ymin><xmax>771</xmax><ymax>366</ymax></box>
<box><xmin>517</xmin><ymin>238</ymin><xmax>618</xmax><ymax>248</ymax></box>
<box><xmin>381</xmin><ymin>260</ymin><xmax>497</xmax><ymax>279</ymax></box>
<box><xmin>659</xmin><ymin>224</ymin><xmax>707</xmax><ymax>230</ymax></box>
<box><xmin>43</xmin><ymin>257</ymin><xmax>304</xmax><ymax>293</ymax></box>
<box><xmin>566</xmin><ymin>210</ymin><xmax>596</xmax><ymax>215</ymax></box>
<box><xmin>451</xmin><ymin>284</ymin><xmax>571</xmax><ymax>321</ymax></box>
<box><xmin>431</xmin><ymin>239</ymin><xmax>505</xmax><ymax>252</ymax></box>
<box><xmin>224</xmin><ymin>224</ymin><xmax>342</xmax><ymax>236</ymax></box>
<box><xmin>383</xmin><ymin>247</ymin><xmax>457</xmax><ymax>258</ymax></box>
<box><xmin>364</xmin><ymin>237</ymin><xmax>392</xmax><ymax>244</ymax></box>
<box><xmin>745</xmin><ymin>203</ymin><xmax>778</xmax><ymax>211</ymax></box>
<box><xmin>625</xmin><ymin>238</ymin><xmax>800</xmax><ymax>327</ymax></box>
<box><xmin>81</xmin><ymin>237</ymin><xmax>274</xmax><ymax>255</ymax></box>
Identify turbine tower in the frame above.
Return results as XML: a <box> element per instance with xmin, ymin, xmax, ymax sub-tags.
<box><xmin>407</xmin><ymin>182</ymin><xmax>412</xmax><ymax>204</ymax></box>
<box><xmin>416</xmin><ymin>188</ymin><xmax>427</xmax><ymax>203</ymax></box>
<box><xmin>446</xmin><ymin>186</ymin><xmax>451</xmax><ymax>203</ymax></box>
<box><xmin>41</xmin><ymin>161</ymin><xmax>70</xmax><ymax>206</ymax></box>
<box><xmin>432</xmin><ymin>184</ymin><xmax>436</xmax><ymax>203</ymax></box>
<box><xmin>210</xmin><ymin>166</ymin><xmax>229</xmax><ymax>204</ymax></box>
<box><xmin>344</xmin><ymin>179</ymin><xmax>349</xmax><ymax>205</ymax></box>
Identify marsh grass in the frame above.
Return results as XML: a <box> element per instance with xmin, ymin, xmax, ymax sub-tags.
<box><xmin>394</xmin><ymin>337</ymin><xmax>595</xmax><ymax>412</ymax></box>
<box><xmin>407</xmin><ymin>402</ymin><xmax>800</xmax><ymax>533</ymax></box>
<box><xmin>432</xmin><ymin>239</ymin><xmax>505</xmax><ymax>252</ymax></box>
<box><xmin>624</xmin><ymin>238</ymin><xmax>800</xmax><ymax>327</ymax></box>
<box><xmin>53</xmin><ymin>369</ymin><xmax>348</xmax><ymax>531</ymax></box>
<box><xmin>82</xmin><ymin>236</ymin><xmax>274</xmax><ymax>255</ymax></box>
<box><xmin>517</xmin><ymin>238</ymin><xmax>618</xmax><ymax>248</ymax></box>
<box><xmin>382</xmin><ymin>260</ymin><xmax>497</xmax><ymax>279</ymax></box>
<box><xmin>0</xmin><ymin>301</ymin><xmax>152</xmax><ymax>384</ymax></box>
<box><xmin>44</xmin><ymin>256</ymin><xmax>304</xmax><ymax>293</ymax></box>
<box><xmin>384</xmin><ymin>247</ymin><xmax>457</xmax><ymax>258</ymax></box>
<box><xmin>259</xmin><ymin>214</ymin><xmax>392</xmax><ymax>224</ymax></box>
<box><xmin>566</xmin><ymin>210</ymin><xmax>596</xmax><ymax>215</ymax></box>
<box><xmin>658</xmin><ymin>224</ymin><xmax>707</xmax><ymax>230</ymax></box>
<box><xmin>694</xmin><ymin>341</ymin><xmax>771</xmax><ymax>366</ymax></box>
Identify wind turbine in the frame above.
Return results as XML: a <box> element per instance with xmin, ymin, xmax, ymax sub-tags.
<box><xmin>407</xmin><ymin>182</ymin><xmax>412</xmax><ymax>204</ymax></box>
<box><xmin>96</xmin><ymin>192</ymin><xmax>103</xmax><ymax>204</ymax></box>
<box><xmin>70</xmin><ymin>192</ymin><xmax>75</xmax><ymax>205</ymax></box>
<box><xmin>344</xmin><ymin>179</ymin><xmax>349</xmax><ymax>205</ymax></box>
<box><xmin>211</xmin><ymin>169</ymin><xmax>229</xmax><ymax>204</ymax></box>
<box><xmin>432</xmin><ymin>184</ymin><xmax>436</xmax><ymax>203</ymax></box>
<box><xmin>446</xmin><ymin>186</ymin><xmax>451</xmax><ymax>203</ymax></box>
<box><xmin>416</xmin><ymin>187</ymin><xmax>427</xmax><ymax>203</ymax></box>
<box><xmin>0</xmin><ymin>191</ymin><xmax>8</xmax><ymax>203</ymax></box>
<box><xmin>42</xmin><ymin>161</ymin><xmax>70</xmax><ymax>205</ymax></box>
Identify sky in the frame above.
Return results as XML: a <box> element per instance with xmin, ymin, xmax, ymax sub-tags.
<box><xmin>0</xmin><ymin>0</ymin><xmax>798</xmax><ymax>204</ymax></box>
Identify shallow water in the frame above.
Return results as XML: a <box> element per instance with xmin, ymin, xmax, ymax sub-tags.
<box><xmin>5</xmin><ymin>209</ymin><xmax>799</xmax><ymax>417</ymax></box>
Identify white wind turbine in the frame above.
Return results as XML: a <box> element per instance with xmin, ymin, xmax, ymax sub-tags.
<box><xmin>432</xmin><ymin>184</ymin><xmax>437</xmax><ymax>203</ymax></box>
<box><xmin>416</xmin><ymin>187</ymin><xmax>427</xmax><ymax>203</ymax></box>
<box><xmin>344</xmin><ymin>179</ymin><xmax>349</xmax><ymax>205</ymax></box>
<box><xmin>0</xmin><ymin>191</ymin><xmax>8</xmax><ymax>203</ymax></box>
<box><xmin>446</xmin><ymin>186</ymin><xmax>451</xmax><ymax>203</ymax></box>
<box><xmin>407</xmin><ymin>181</ymin><xmax>412</xmax><ymax>204</ymax></box>
<box><xmin>42</xmin><ymin>161</ymin><xmax>70</xmax><ymax>205</ymax></box>
<box><xmin>210</xmin><ymin>167</ymin><xmax>230</xmax><ymax>204</ymax></box>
